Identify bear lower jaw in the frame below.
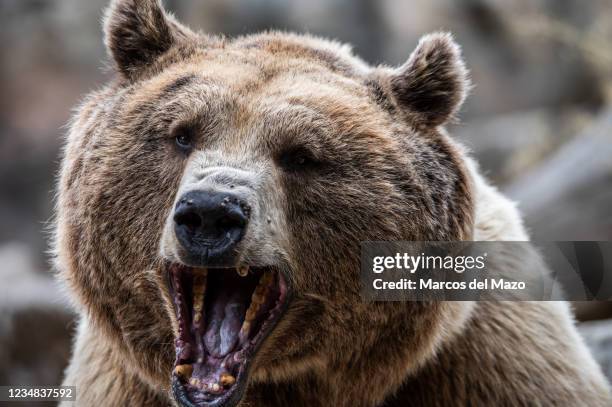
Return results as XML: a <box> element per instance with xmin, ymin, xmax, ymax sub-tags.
<box><xmin>167</xmin><ymin>263</ymin><xmax>289</xmax><ymax>406</ymax></box>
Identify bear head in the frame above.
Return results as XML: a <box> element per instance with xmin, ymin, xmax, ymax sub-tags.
<box><xmin>55</xmin><ymin>0</ymin><xmax>474</xmax><ymax>406</ymax></box>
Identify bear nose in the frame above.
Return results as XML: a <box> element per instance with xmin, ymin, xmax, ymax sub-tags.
<box><xmin>173</xmin><ymin>190</ymin><xmax>250</xmax><ymax>266</ymax></box>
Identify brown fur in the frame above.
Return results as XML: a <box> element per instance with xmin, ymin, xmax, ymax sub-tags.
<box><xmin>55</xmin><ymin>1</ymin><xmax>610</xmax><ymax>406</ymax></box>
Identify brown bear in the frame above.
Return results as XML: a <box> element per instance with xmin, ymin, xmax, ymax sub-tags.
<box><xmin>54</xmin><ymin>0</ymin><xmax>611</xmax><ymax>406</ymax></box>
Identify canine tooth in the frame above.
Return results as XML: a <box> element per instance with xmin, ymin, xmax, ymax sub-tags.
<box><xmin>239</xmin><ymin>273</ymin><xmax>272</xmax><ymax>339</ymax></box>
<box><xmin>192</xmin><ymin>269</ymin><xmax>207</xmax><ymax>328</ymax></box>
<box><xmin>220</xmin><ymin>373</ymin><xmax>236</xmax><ymax>387</ymax></box>
<box><xmin>237</xmin><ymin>265</ymin><xmax>249</xmax><ymax>277</ymax></box>
<box><xmin>245</xmin><ymin>306</ymin><xmax>258</xmax><ymax>321</ymax></box>
<box><xmin>210</xmin><ymin>383</ymin><xmax>221</xmax><ymax>393</ymax></box>
<box><xmin>256</xmin><ymin>273</ymin><xmax>273</xmax><ymax>293</ymax></box>
<box><xmin>251</xmin><ymin>285</ymin><xmax>269</xmax><ymax>305</ymax></box>
<box><xmin>189</xmin><ymin>378</ymin><xmax>200</xmax><ymax>387</ymax></box>
<box><xmin>174</xmin><ymin>364</ymin><xmax>193</xmax><ymax>379</ymax></box>
<box><xmin>240</xmin><ymin>321</ymin><xmax>251</xmax><ymax>334</ymax></box>
<box><xmin>252</xmin><ymin>292</ymin><xmax>266</xmax><ymax>305</ymax></box>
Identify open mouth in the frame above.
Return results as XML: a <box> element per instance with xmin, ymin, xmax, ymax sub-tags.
<box><xmin>167</xmin><ymin>264</ymin><xmax>289</xmax><ymax>407</ymax></box>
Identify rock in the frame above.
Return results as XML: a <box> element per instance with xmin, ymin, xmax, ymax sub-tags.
<box><xmin>450</xmin><ymin>109</ymin><xmax>580</xmax><ymax>185</ymax></box>
<box><xmin>579</xmin><ymin>319</ymin><xmax>612</xmax><ymax>383</ymax></box>
<box><xmin>451</xmin><ymin>108</ymin><xmax>592</xmax><ymax>185</ymax></box>
<box><xmin>0</xmin><ymin>243</ymin><xmax>74</xmax><ymax>388</ymax></box>
<box><xmin>505</xmin><ymin>109</ymin><xmax>612</xmax><ymax>240</ymax></box>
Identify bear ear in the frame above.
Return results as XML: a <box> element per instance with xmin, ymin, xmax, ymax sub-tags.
<box><xmin>103</xmin><ymin>0</ymin><xmax>191</xmax><ymax>80</ymax></box>
<box><xmin>387</xmin><ymin>32</ymin><xmax>470</xmax><ymax>128</ymax></box>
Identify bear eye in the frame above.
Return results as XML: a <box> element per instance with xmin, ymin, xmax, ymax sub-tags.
<box><xmin>278</xmin><ymin>147</ymin><xmax>320</xmax><ymax>173</ymax></box>
<box><xmin>174</xmin><ymin>129</ymin><xmax>193</xmax><ymax>151</ymax></box>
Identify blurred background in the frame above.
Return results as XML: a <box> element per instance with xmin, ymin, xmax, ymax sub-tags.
<box><xmin>1</xmin><ymin>0</ymin><xmax>611</xmax><ymax>390</ymax></box>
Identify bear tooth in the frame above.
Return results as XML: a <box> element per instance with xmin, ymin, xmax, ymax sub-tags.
<box><xmin>252</xmin><ymin>293</ymin><xmax>265</xmax><ymax>305</ymax></box>
<box><xmin>257</xmin><ymin>272</ymin><xmax>273</xmax><ymax>292</ymax></box>
<box><xmin>220</xmin><ymin>373</ymin><xmax>236</xmax><ymax>387</ymax></box>
<box><xmin>239</xmin><ymin>321</ymin><xmax>251</xmax><ymax>338</ymax></box>
<box><xmin>189</xmin><ymin>378</ymin><xmax>200</xmax><ymax>387</ymax></box>
<box><xmin>210</xmin><ymin>383</ymin><xmax>221</xmax><ymax>393</ymax></box>
<box><xmin>244</xmin><ymin>291</ymin><xmax>264</xmax><ymax>323</ymax></box>
<box><xmin>192</xmin><ymin>269</ymin><xmax>207</xmax><ymax>327</ymax></box>
<box><xmin>239</xmin><ymin>272</ymin><xmax>276</xmax><ymax>342</ymax></box>
<box><xmin>245</xmin><ymin>306</ymin><xmax>258</xmax><ymax>321</ymax></box>
<box><xmin>174</xmin><ymin>364</ymin><xmax>193</xmax><ymax>379</ymax></box>
<box><xmin>237</xmin><ymin>265</ymin><xmax>249</xmax><ymax>277</ymax></box>
<box><xmin>252</xmin><ymin>282</ymin><xmax>269</xmax><ymax>303</ymax></box>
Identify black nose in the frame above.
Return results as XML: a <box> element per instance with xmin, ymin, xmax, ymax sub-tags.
<box><xmin>173</xmin><ymin>190</ymin><xmax>250</xmax><ymax>266</ymax></box>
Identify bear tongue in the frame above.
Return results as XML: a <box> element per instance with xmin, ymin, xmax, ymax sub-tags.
<box><xmin>204</xmin><ymin>289</ymin><xmax>247</xmax><ymax>358</ymax></box>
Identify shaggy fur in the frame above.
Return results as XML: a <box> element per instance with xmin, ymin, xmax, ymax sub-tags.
<box><xmin>55</xmin><ymin>0</ymin><xmax>611</xmax><ymax>406</ymax></box>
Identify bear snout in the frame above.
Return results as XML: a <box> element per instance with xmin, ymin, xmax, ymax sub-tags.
<box><xmin>173</xmin><ymin>189</ymin><xmax>251</xmax><ymax>266</ymax></box>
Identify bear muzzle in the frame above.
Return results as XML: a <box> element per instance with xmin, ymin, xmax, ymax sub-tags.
<box><xmin>173</xmin><ymin>189</ymin><xmax>251</xmax><ymax>267</ymax></box>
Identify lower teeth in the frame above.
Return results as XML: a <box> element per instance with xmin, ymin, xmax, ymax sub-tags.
<box><xmin>174</xmin><ymin>364</ymin><xmax>193</xmax><ymax>379</ymax></box>
<box><xmin>220</xmin><ymin>373</ymin><xmax>236</xmax><ymax>387</ymax></box>
<box><xmin>184</xmin><ymin>370</ymin><xmax>233</xmax><ymax>393</ymax></box>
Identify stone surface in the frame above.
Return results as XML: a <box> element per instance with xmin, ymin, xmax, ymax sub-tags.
<box><xmin>0</xmin><ymin>244</ymin><xmax>74</xmax><ymax>387</ymax></box>
<box><xmin>579</xmin><ymin>319</ymin><xmax>612</xmax><ymax>383</ymax></box>
<box><xmin>505</xmin><ymin>109</ymin><xmax>612</xmax><ymax>241</ymax></box>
